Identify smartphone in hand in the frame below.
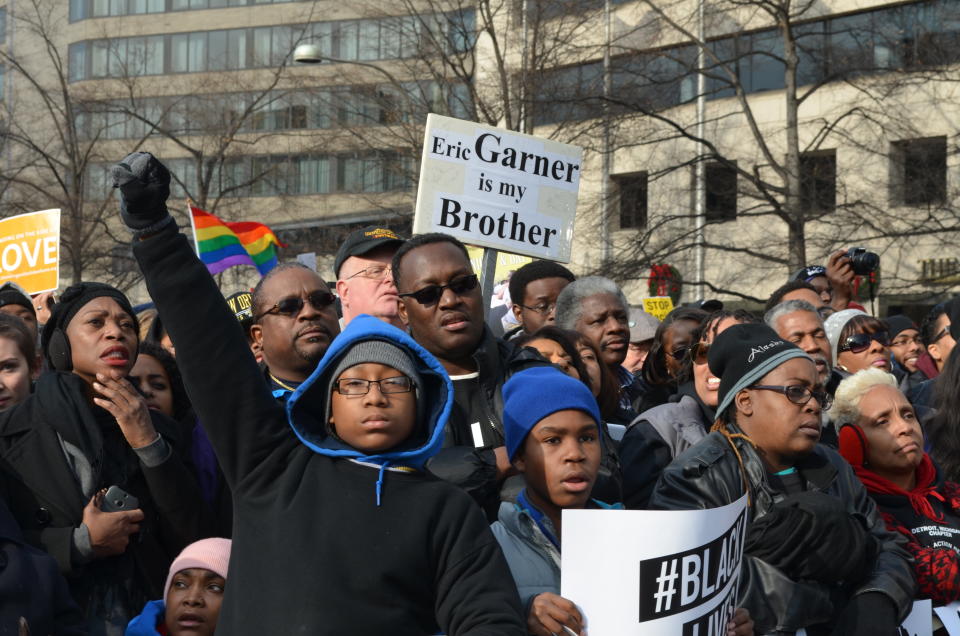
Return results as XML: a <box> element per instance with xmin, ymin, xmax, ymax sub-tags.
<box><xmin>101</xmin><ymin>485</ymin><xmax>139</xmax><ymax>513</ymax></box>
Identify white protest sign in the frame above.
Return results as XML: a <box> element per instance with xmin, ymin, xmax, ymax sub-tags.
<box><xmin>934</xmin><ymin>600</ymin><xmax>960</xmax><ymax>634</ymax></box>
<box><xmin>562</xmin><ymin>495</ymin><xmax>748</xmax><ymax>635</ymax></box>
<box><xmin>414</xmin><ymin>113</ymin><xmax>582</xmax><ymax>263</ymax></box>
<box><xmin>901</xmin><ymin>599</ymin><xmax>933</xmax><ymax>636</ymax></box>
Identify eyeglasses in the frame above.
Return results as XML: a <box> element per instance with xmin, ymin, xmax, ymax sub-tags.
<box><xmin>255</xmin><ymin>290</ymin><xmax>336</xmax><ymax>321</ymax></box>
<box><xmin>838</xmin><ymin>331</ymin><xmax>889</xmax><ymax>354</ymax></box>
<box><xmin>751</xmin><ymin>384</ymin><xmax>833</xmax><ymax>410</ymax></box>
<box><xmin>334</xmin><ymin>375</ymin><xmax>412</xmax><ymax>396</ymax></box>
<box><xmin>517</xmin><ymin>302</ymin><xmax>555</xmax><ymax>316</ymax></box>
<box><xmin>397</xmin><ymin>274</ymin><xmax>479</xmax><ymax>306</ymax></box>
<box><xmin>931</xmin><ymin>327</ymin><xmax>950</xmax><ymax>344</ymax></box>
<box><xmin>668</xmin><ymin>346</ymin><xmax>689</xmax><ymax>361</ymax></box>
<box><xmin>346</xmin><ymin>265</ymin><xmax>392</xmax><ymax>281</ymax></box>
<box><xmin>890</xmin><ymin>335</ymin><xmax>922</xmax><ymax>348</ymax></box>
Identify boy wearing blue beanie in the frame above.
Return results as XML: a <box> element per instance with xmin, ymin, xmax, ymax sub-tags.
<box><xmin>493</xmin><ymin>367</ymin><xmax>755</xmax><ymax>636</ymax></box>
<box><xmin>492</xmin><ymin>366</ymin><xmax>608</xmax><ymax>636</ymax></box>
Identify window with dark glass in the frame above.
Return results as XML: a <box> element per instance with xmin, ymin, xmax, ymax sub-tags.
<box><xmin>800</xmin><ymin>150</ymin><xmax>836</xmax><ymax>213</ymax></box>
<box><xmin>892</xmin><ymin>137</ymin><xmax>947</xmax><ymax>206</ymax></box>
<box><xmin>615</xmin><ymin>172</ymin><xmax>648</xmax><ymax>230</ymax></box>
<box><xmin>705</xmin><ymin>162</ymin><xmax>737</xmax><ymax>221</ymax></box>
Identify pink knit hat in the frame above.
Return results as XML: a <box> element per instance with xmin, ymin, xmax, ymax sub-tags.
<box><xmin>164</xmin><ymin>537</ymin><xmax>231</xmax><ymax>596</ymax></box>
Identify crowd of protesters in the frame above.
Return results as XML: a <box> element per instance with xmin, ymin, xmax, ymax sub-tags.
<box><xmin>0</xmin><ymin>151</ymin><xmax>958</xmax><ymax>635</ymax></box>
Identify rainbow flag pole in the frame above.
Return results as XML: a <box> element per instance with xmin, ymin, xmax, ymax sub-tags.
<box><xmin>186</xmin><ymin>201</ymin><xmax>285</xmax><ymax>277</ymax></box>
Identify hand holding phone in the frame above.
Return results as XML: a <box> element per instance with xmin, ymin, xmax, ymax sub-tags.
<box><xmin>82</xmin><ymin>488</ymin><xmax>144</xmax><ymax>559</ymax></box>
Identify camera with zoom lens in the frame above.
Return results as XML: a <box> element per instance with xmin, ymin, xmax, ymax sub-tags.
<box><xmin>846</xmin><ymin>247</ymin><xmax>879</xmax><ymax>276</ymax></box>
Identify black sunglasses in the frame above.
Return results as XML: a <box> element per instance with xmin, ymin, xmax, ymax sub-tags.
<box><xmin>398</xmin><ymin>274</ymin><xmax>479</xmax><ymax>306</ymax></box>
<box><xmin>752</xmin><ymin>384</ymin><xmax>833</xmax><ymax>411</ymax></box>
<box><xmin>255</xmin><ymin>290</ymin><xmax>335</xmax><ymax>321</ymax></box>
<box><xmin>838</xmin><ymin>331</ymin><xmax>889</xmax><ymax>354</ymax></box>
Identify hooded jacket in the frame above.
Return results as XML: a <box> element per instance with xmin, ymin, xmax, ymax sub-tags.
<box><xmin>133</xmin><ymin>226</ymin><xmax>525</xmax><ymax>636</ymax></box>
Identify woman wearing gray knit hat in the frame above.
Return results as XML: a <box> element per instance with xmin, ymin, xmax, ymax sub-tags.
<box><xmin>649</xmin><ymin>323</ymin><xmax>915</xmax><ymax>636</ymax></box>
<box><xmin>824</xmin><ymin>309</ymin><xmax>892</xmax><ymax>377</ymax></box>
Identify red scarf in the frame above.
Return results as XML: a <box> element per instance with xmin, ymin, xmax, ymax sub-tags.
<box><xmin>854</xmin><ymin>454</ymin><xmax>946</xmax><ymax>523</ymax></box>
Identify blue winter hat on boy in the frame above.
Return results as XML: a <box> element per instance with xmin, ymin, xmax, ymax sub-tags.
<box><xmin>502</xmin><ymin>366</ymin><xmax>601</xmax><ymax>461</ymax></box>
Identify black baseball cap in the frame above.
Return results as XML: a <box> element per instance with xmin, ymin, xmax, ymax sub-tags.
<box><xmin>333</xmin><ymin>226</ymin><xmax>405</xmax><ymax>278</ymax></box>
<box><xmin>225</xmin><ymin>291</ymin><xmax>253</xmax><ymax>326</ymax></box>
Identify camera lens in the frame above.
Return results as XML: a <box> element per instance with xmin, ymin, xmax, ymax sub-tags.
<box><xmin>846</xmin><ymin>248</ymin><xmax>879</xmax><ymax>276</ymax></box>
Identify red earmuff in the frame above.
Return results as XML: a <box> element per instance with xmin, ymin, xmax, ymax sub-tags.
<box><xmin>838</xmin><ymin>423</ymin><xmax>868</xmax><ymax>467</ymax></box>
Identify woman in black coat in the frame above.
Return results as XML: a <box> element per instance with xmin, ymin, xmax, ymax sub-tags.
<box><xmin>0</xmin><ymin>283</ymin><xmax>207</xmax><ymax>636</ymax></box>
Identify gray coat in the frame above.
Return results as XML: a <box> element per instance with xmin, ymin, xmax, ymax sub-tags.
<box><xmin>491</xmin><ymin>502</ymin><xmax>560</xmax><ymax>612</ymax></box>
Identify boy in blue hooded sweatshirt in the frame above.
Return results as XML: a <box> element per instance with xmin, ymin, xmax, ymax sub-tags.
<box><xmin>110</xmin><ymin>152</ymin><xmax>526</xmax><ymax>636</ymax></box>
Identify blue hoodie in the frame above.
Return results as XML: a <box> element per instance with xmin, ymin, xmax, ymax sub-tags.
<box><xmin>286</xmin><ymin>314</ymin><xmax>452</xmax><ymax>504</ymax></box>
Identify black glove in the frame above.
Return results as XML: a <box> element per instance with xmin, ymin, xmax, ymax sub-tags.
<box><xmin>111</xmin><ymin>152</ymin><xmax>174</xmax><ymax>236</ymax></box>
<box><xmin>829</xmin><ymin>592</ymin><xmax>898</xmax><ymax>636</ymax></box>
<box><xmin>746</xmin><ymin>491</ymin><xmax>879</xmax><ymax>584</ymax></box>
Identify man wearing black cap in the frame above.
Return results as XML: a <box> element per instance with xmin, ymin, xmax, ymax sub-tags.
<box><xmin>884</xmin><ymin>314</ymin><xmax>929</xmax><ymax>393</ymax></box>
<box><xmin>0</xmin><ymin>282</ymin><xmax>38</xmax><ymax>340</ymax></box>
<box><xmin>334</xmin><ymin>226</ymin><xmax>405</xmax><ymax>329</ymax></box>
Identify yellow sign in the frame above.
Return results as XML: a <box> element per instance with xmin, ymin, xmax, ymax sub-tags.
<box><xmin>0</xmin><ymin>209</ymin><xmax>60</xmax><ymax>294</ymax></box>
<box><xmin>642</xmin><ymin>296</ymin><xmax>674</xmax><ymax>321</ymax></box>
<box><xmin>466</xmin><ymin>246</ymin><xmax>532</xmax><ymax>285</ymax></box>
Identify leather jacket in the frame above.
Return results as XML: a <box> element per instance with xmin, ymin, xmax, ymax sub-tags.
<box><xmin>648</xmin><ymin>429</ymin><xmax>916</xmax><ymax>634</ymax></box>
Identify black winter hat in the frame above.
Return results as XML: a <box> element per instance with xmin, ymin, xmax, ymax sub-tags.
<box><xmin>708</xmin><ymin>323</ymin><xmax>811</xmax><ymax>418</ymax></box>
<box><xmin>883</xmin><ymin>315</ymin><xmax>917</xmax><ymax>340</ymax></box>
<box><xmin>0</xmin><ymin>283</ymin><xmax>35</xmax><ymax>316</ymax></box>
<box><xmin>42</xmin><ymin>282</ymin><xmax>138</xmax><ymax>365</ymax></box>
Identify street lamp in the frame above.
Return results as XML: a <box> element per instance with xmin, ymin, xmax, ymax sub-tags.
<box><xmin>293</xmin><ymin>43</ymin><xmax>324</xmax><ymax>65</ymax></box>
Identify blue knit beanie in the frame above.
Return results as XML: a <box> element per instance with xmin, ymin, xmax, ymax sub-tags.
<box><xmin>502</xmin><ymin>366</ymin><xmax>602</xmax><ymax>461</ymax></box>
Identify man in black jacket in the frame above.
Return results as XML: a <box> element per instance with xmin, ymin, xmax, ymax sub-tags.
<box><xmin>392</xmin><ymin>234</ymin><xmax>545</xmax><ymax>516</ymax></box>
<box><xmin>111</xmin><ymin>152</ymin><xmax>525</xmax><ymax>635</ymax></box>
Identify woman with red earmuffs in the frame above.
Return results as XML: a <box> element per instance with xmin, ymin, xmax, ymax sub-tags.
<box><xmin>835</xmin><ymin>367</ymin><xmax>960</xmax><ymax>605</ymax></box>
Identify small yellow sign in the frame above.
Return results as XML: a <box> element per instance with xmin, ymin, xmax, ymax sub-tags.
<box><xmin>642</xmin><ymin>296</ymin><xmax>674</xmax><ymax>321</ymax></box>
<box><xmin>466</xmin><ymin>246</ymin><xmax>532</xmax><ymax>285</ymax></box>
<box><xmin>0</xmin><ymin>209</ymin><xmax>60</xmax><ymax>294</ymax></box>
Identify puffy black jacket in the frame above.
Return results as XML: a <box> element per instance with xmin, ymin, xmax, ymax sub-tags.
<box><xmin>648</xmin><ymin>429</ymin><xmax>916</xmax><ymax>634</ymax></box>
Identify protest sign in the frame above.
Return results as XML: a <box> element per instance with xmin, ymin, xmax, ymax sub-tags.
<box><xmin>414</xmin><ymin>114</ymin><xmax>582</xmax><ymax>263</ymax></box>
<box><xmin>934</xmin><ymin>600</ymin><xmax>960</xmax><ymax>634</ymax></box>
<box><xmin>466</xmin><ymin>246</ymin><xmax>531</xmax><ymax>286</ymax></box>
<box><xmin>562</xmin><ymin>495</ymin><xmax>748</xmax><ymax>635</ymax></box>
<box><xmin>643</xmin><ymin>297</ymin><xmax>675</xmax><ymax>321</ymax></box>
<box><xmin>0</xmin><ymin>209</ymin><xmax>60</xmax><ymax>294</ymax></box>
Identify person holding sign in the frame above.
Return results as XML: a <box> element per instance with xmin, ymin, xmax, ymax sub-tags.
<box><xmin>650</xmin><ymin>324</ymin><xmax>915</xmax><ymax>635</ymax></box>
<box><xmin>834</xmin><ymin>368</ymin><xmax>960</xmax><ymax>606</ymax></box>
<box><xmin>492</xmin><ymin>366</ymin><xmax>754</xmax><ymax>636</ymax></box>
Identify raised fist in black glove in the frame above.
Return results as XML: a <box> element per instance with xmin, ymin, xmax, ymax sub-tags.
<box><xmin>111</xmin><ymin>152</ymin><xmax>174</xmax><ymax>237</ymax></box>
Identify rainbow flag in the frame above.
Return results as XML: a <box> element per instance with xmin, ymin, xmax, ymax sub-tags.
<box><xmin>189</xmin><ymin>205</ymin><xmax>286</xmax><ymax>276</ymax></box>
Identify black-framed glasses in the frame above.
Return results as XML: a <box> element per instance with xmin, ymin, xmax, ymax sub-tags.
<box><xmin>517</xmin><ymin>302</ymin><xmax>555</xmax><ymax>316</ymax></box>
<box><xmin>346</xmin><ymin>265</ymin><xmax>392</xmax><ymax>281</ymax></box>
<box><xmin>398</xmin><ymin>274</ymin><xmax>479</xmax><ymax>306</ymax></box>
<box><xmin>931</xmin><ymin>327</ymin><xmax>950</xmax><ymax>344</ymax></box>
<box><xmin>255</xmin><ymin>290</ymin><xmax>336</xmax><ymax>321</ymax></box>
<box><xmin>334</xmin><ymin>376</ymin><xmax>413</xmax><ymax>396</ymax></box>
<box><xmin>751</xmin><ymin>384</ymin><xmax>833</xmax><ymax>410</ymax></box>
<box><xmin>838</xmin><ymin>331</ymin><xmax>889</xmax><ymax>354</ymax></box>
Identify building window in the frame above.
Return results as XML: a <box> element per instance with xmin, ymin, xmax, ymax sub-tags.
<box><xmin>705</xmin><ymin>162</ymin><xmax>737</xmax><ymax>222</ymax></box>
<box><xmin>800</xmin><ymin>150</ymin><xmax>836</xmax><ymax>213</ymax></box>
<box><xmin>891</xmin><ymin>137</ymin><xmax>947</xmax><ymax>206</ymax></box>
<box><xmin>614</xmin><ymin>172</ymin><xmax>647</xmax><ymax>230</ymax></box>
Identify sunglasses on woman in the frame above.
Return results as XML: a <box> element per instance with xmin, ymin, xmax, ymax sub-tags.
<box><xmin>255</xmin><ymin>290</ymin><xmax>336</xmax><ymax>321</ymax></box>
<box><xmin>838</xmin><ymin>331</ymin><xmax>889</xmax><ymax>354</ymax></box>
<box><xmin>398</xmin><ymin>274</ymin><xmax>479</xmax><ymax>306</ymax></box>
<box><xmin>752</xmin><ymin>384</ymin><xmax>833</xmax><ymax>411</ymax></box>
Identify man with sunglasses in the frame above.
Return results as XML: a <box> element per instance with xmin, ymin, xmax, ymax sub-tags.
<box><xmin>249</xmin><ymin>262</ymin><xmax>341</xmax><ymax>399</ymax></box>
<box><xmin>334</xmin><ymin>226</ymin><xmax>405</xmax><ymax>329</ymax></box>
<box><xmin>392</xmin><ymin>233</ymin><xmax>546</xmax><ymax>519</ymax></box>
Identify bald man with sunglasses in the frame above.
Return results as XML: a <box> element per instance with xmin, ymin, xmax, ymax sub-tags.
<box><xmin>250</xmin><ymin>263</ymin><xmax>341</xmax><ymax>399</ymax></box>
<box><xmin>392</xmin><ymin>232</ymin><xmax>547</xmax><ymax>519</ymax></box>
